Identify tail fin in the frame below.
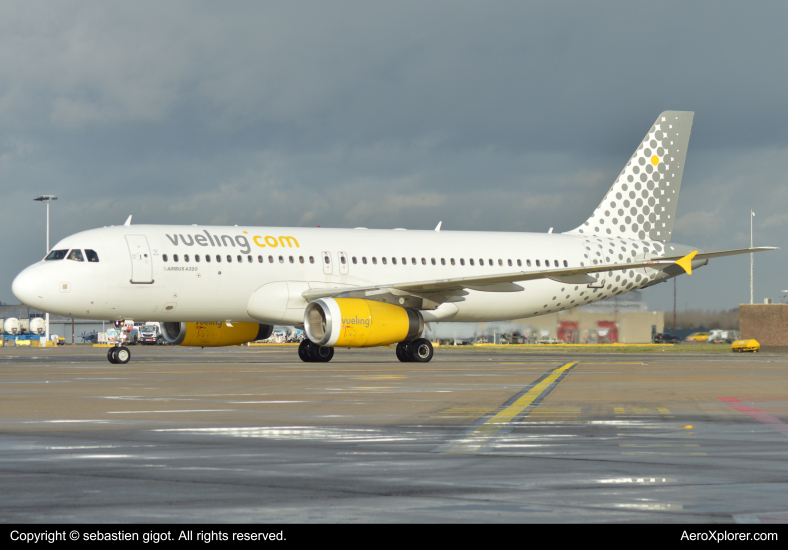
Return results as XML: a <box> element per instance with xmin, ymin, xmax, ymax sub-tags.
<box><xmin>566</xmin><ymin>111</ymin><xmax>694</xmax><ymax>242</ymax></box>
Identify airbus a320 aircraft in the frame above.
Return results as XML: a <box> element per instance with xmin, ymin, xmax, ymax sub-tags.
<box><xmin>12</xmin><ymin>111</ymin><xmax>776</xmax><ymax>364</ymax></box>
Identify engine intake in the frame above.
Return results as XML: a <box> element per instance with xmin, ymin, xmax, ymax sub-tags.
<box><xmin>161</xmin><ymin>322</ymin><xmax>273</xmax><ymax>347</ymax></box>
<box><xmin>304</xmin><ymin>298</ymin><xmax>423</xmax><ymax>347</ymax></box>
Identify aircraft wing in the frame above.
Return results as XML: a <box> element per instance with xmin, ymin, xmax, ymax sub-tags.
<box><xmin>651</xmin><ymin>246</ymin><xmax>778</xmax><ymax>262</ymax></box>
<box><xmin>301</xmin><ymin>246</ymin><xmax>777</xmax><ymax>309</ymax></box>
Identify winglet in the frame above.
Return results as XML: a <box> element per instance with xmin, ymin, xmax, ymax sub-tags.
<box><xmin>124</xmin><ymin>215</ymin><xmax>132</xmax><ymax>226</ymax></box>
<box><xmin>435</xmin><ymin>221</ymin><xmax>442</xmax><ymax>232</ymax></box>
<box><xmin>675</xmin><ymin>251</ymin><xmax>697</xmax><ymax>275</ymax></box>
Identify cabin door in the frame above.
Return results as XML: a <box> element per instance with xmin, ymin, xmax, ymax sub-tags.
<box><xmin>126</xmin><ymin>235</ymin><xmax>154</xmax><ymax>283</ymax></box>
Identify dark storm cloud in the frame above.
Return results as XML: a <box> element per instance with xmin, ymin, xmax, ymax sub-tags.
<box><xmin>1</xmin><ymin>1</ymin><xmax>787</xmax><ymax>309</ymax></box>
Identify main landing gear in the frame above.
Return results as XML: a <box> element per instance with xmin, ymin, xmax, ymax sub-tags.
<box><xmin>297</xmin><ymin>338</ymin><xmax>435</xmax><ymax>363</ymax></box>
<box><xmin>396</xmin><ymin>338</ymin><xmax>434</xmax><ymax>362</ymax></box>
<box><xmin>298</xmin><ymin>339</ymin><xmax>334</xmax><ymax>363</ymax></box>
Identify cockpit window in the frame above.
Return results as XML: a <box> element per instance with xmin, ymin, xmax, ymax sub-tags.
<box><xmin>45</xmin><ymin>250</ymin><xmax>68</xmax><ymax>261</ymax></box>
<box><xmin>67</xmin><ymin>249</ymin><xmax>84</xmax><ymax>262</ymax></box>
<box><xmin>85</xmin><ymin>249</ymin><xmax>99</xmax><ymax>262</ymax></box>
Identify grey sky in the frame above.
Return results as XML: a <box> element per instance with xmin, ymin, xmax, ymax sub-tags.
<box><xmin>2</xmin><ymin>1</ymin><xmax>787</xmax><ymax>310</ymax></box>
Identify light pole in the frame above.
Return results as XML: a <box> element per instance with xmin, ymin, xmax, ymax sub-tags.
<box><xmin>750</xmin><ymin>209</ymin><xmax>754</xmax><ymax>304</ymax></box>
<box><xmin>34</xmin><ymin>195</ymin><xmax>57</xmax><ymax>343</ymax></box>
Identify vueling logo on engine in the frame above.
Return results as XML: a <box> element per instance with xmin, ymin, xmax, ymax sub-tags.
<box><xmin>342</xmin><ymin>315</ymin><xmax>371</xmax><ymax>328</ymax></box>
<box><xmin>165</xmin><ymin>230</ymin><xmax>299</xmax><ymax>254</ymax></box>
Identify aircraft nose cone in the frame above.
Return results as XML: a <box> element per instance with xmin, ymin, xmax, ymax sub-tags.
<box><xmin>12</xmin><ymin>267</ymin><xmax>45</xmax><ymax>308</ymax></box>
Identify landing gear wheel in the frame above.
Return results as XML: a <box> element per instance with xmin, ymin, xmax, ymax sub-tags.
<box><xmin>107</xmin><ymin>347</ymin><xmax>118</xmax><ymax>364</ymax></box>
<box><xmin>298</xmin><ymin>340</ymin><xmax>313</xmax><ymax>362</ymax></box>
<box><xmin>314</xmin><ymin>345</ymin><xmax>334</xmax><ymax>363</ymax></box>
<box><xmin>115</xmin><ymin>346</ymin><xmax>131</xmax><ymax>364</ymax></box>
<box><xmin>408</xmin><ymin>338</ymin><xmax>433</xmax><ymax>362</ymax></box>
<box><xmin>396</xmin><ymin>342</ymin><xmax>412</xmax><ymax>362</ymax></box>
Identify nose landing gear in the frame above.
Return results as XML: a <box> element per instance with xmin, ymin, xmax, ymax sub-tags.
<box><xmin>108</xmin><ymin>345</ymin><xmax>131</xmax><ymax>364</ymax></box>
<box><xmin>107</xmin><ymin>319</ymin><xmax>131</xmax><ymax>364</ymax></box>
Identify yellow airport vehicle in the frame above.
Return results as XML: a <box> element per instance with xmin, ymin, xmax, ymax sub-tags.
<box><xmin>686</xmin><ymin>332</ymin><xmax>709</xmax><ymax>342</ymax></box>
<box><xmin>731</xmin><ymin>339</ymin><xmax>760</xmax><ymax>352</ymax></box>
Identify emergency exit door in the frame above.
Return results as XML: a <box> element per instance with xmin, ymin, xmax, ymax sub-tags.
<box><xmin>126</xmin><ymin>235</ymin><xmax>154</xmax><ymax>283</ymax></box>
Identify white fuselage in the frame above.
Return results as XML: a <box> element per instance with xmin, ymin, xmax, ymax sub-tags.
<box><xmin>12</xmin><ymin>224</ymin><xmax>696</xmax><ymax>325</ymax></box>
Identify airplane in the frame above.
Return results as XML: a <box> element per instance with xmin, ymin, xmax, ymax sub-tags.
<box><xmin>11</xmin><ymin>111</ymin><xmax>776</xmax><ymax>365</ymax></box>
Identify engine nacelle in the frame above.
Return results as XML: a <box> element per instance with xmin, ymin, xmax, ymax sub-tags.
<box><xmin>161</xmin><ymin>322</ymin><xmax>273</xmax><ymax>347</ymax></box>
<box><xmin>304</xmin><ymin>298</ymin><xmax>423</xmax><ymax>347</ymax></box>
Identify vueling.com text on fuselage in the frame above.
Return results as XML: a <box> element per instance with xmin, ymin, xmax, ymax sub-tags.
<box><xmin>165</xmin><ymin>231</ymin><xmax>299</xmax><ymax>254</ymax></box>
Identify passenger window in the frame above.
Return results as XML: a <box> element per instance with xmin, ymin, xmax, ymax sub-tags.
<box><xmin>258</xmin><ymin>255</ymin><xmax>263</xmax><ymax>263</ymax></box>
<box><xmin>362</xmin><ymin>257</ymin><xmax>367</xmax><ymax>264</ymax></box>
<box><xmin>421</xmin><ymin>258</ymin><xmax>426</xmax><ymax>265</ymax></box>
<box><xmin>554</xmin><ymin>260</ymin><xmax>559</xmax><ymax>267</ymax></box>
<box><xmin>488</xmin><ymin>259</ymin><xmax>493</xmax><ymax>266</ymax></box>
<box><xmin>45</xmin><ymin>249</ymin><xmax>68</xmax><ymax>261</ymax></box>
<box><xmin>324</xmin><ymin>256</ymin><xmax>330</xmax><ymax>264</ymax></box>
<box><xmin>162</xmin><ymin>254</ymin><xmax>168</xmax><ymax>262</ymax></box>
<box><xmin>392</xmin><ymin>257</ymin><xmax>397</xmax><ymax>265</ymax></box>
<box><xmin>67</xmin><ymin>249</ymin><xmax>84</xmax><ymax>262</ymax></box>
<box><xmin>402</xmin><ymin>257</ymin><xmax>407</xmax><ymax>265</ymax></box>
<box><xmin>479</xmin><ymin>258</ymin><xmax>484</xmax><ymax>265</ymax></box>
<box><xmin>412</xmin><ymin>258</ymin><xmax>416</xmax><ymax>265</ymax></box>
<box><xmin>563</xmin><ymin>260</ymin><xmax>568</xmax><ymax>267</ymax></box>
<box><xmin>536</xmin><ymin>260</ymin><xmax>540</xmax><ymax>267</ymax></box>
<box><xmin>440</xmin><ymin>258</ymin><xmax>445</xmax><ymax>266</ymax></box>
<box><xmin>269</xmin><ymin>256</ymin><xmax>274</xmax><ymax>263</ymax></box>
<box><xmin>289</xmin><ymin>256</ymin><xmax>294</xmax><ymax>263</ymax></box>
<box><xmin>469</xmin><ymin>259</ymin><xmax>474</xmax><ymax>266</ymax></box>
<box><xmin>372</xmin><ymin>257</ymin><xmax>378</xmax><ymax>265</ymax></box>
<box><xmin>216</xmin><ymin>255</ymin><xmax>221</xmax><ymax>262</ymax></box>
<box><xmin>352</xmin><ymin>257</ymin><xmax>357</xmax><ymax>264</ymax></box>
<box><xmin>227</xmin><ymin>255</ymin><xmax>232</xmax><ymax>263</ymax></box>
<box><xmin>545</xmin><ymin>259</ymin><xmax>549</xmax><ymax>267</ymax></box>
<box><xmin>460</xmin><ymin>259</ymin><xmax>464</xmax><ymax>266</ymax></box>
<box><xmin>195</xmin><ymin>255</ymin><xmax>200</xmax><ymax>262</ymax></box>
<box><xmin>451</xmin><ymin>258</ymin><xmax>456</xmax><ymax>266</ymax></box>
<box><xmin>279</xmin><ymin>256</ymin><xmax>284</xmax><ymax>263</ymax></box>
<box><xmin>309</xmin><ymin>256</ymin><xmax>314</xmax><ymax>264</ymax></box>
<box><xmin>205</xmin><ymin>255</ymin><xmax>211</xmax><ymax>263</ymax></box>
<box><xmin>184</xmin><ymin>254</ymin><xmax>190</xmax><ymax>262</ymax></box>
<box><xmin>299</xmin><ymin>256</ymin><xmax>304</xmax><ymax>264</ymax></box>
<box><xmin>341</xmin><ymin>256</ymin><xmax>347</xmax><ymax>265</ymax></box>
<box><xmin>248</xmin><ymin>255</ymin><xmax>252</xmax><ymax>263</ymax></box>
<box><xmin>236</xmin><ymin>255</ymin><xmax>241</xmax><ymax>263</ymax></box>
<box><xmin>527</xmin><ymin>259</ymin><xmax>531</xmax><ymax>267</ymax></box>
<box><xmin>516</xmin><ymin>259</ymin><xmax>521</xmax><ymax>267</ymax></box>
<box><xmin>498</xmin><ymin>259</ymin><xmax>503</xmax><ymax>266</ymax></box>
<box><xmin>431</xmin><ymin>258</ymin><xmax>436</xmax><ymax>265</ymax></box>
<box><xmin>382</xmin><ymin>257</ymin><xmax>387</xmax><ymax>265</ymax></box>
<box><xmin>173</xmin><ymin>254</ymin><xmax>179</xmax><ymax>262</ymax></box>
<box><xmin>85</xmin><ymin>249</ymin><xmax>99</xmax><ymax>262</ymax></box>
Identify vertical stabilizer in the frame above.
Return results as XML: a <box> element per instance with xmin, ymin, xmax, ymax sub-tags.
<box><xmin>566</xmin><ymin>111</ymin><xmax>694</xmax><ymax>242</ymax></box>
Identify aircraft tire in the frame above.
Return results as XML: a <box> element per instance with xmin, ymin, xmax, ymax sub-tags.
<box><xmin>107</xmin><ymin>347</ymin><xmax>118</xmax><ymax>364</ymax></box>
<box><xmin>408</xmin><ymin>338</ymin><xmax>433</xmax><ymax>363</ymax></box>
<box><xmin>396</xmin><ymin>342</ymin><xmax>412</xmax><ymax>362</ymax></box>
<box><xmin>314</xmin><ymin>345</ymin><xmax>334</xmax><ymax>363</ymax></box>
<box><xmin>115</xmin><ymin>346</ymin><xmax>131</xmax><ymax>364</ymax></box>
<box><xmin>298</xmin><ymin>340</ymin><xmax>313</xmax><ymax>362</ymax></box>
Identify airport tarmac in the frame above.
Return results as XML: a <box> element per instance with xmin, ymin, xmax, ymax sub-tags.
<box><xmin>1</xmin><ymin>345</ymin><xmax>787</xmax><ymax>523</ymax></box>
